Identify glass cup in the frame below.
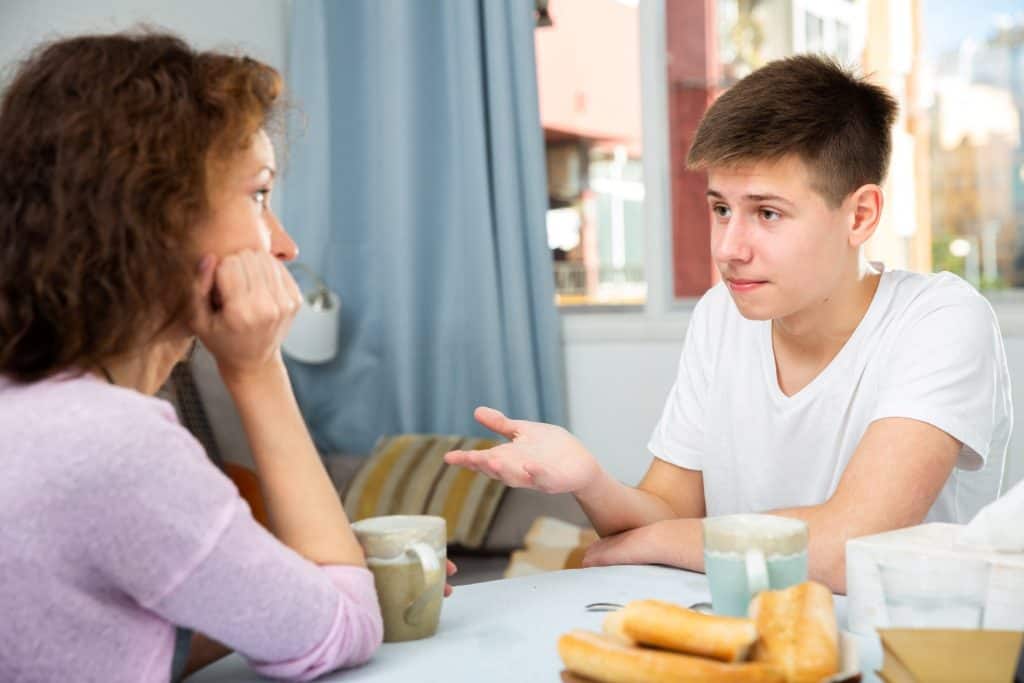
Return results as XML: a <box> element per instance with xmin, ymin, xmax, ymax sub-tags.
<box><xmin>351</xmin><ymin>515</ymin><xmax>447</xmax><ymax>642</ymax></box>
<box><xmin>702</xmin><ymin>514</ymin><xmax>809</xmax><ymax>617</ymax></box>
<box><xmin>879</xmin><ymin>555</ymin><xmax>989</xmax><ymax>629</ymax></box>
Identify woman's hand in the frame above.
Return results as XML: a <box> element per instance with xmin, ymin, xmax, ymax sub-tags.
<box><xmin>443</xmin><ymin>407</ymin><xmax>603</xmax><ymax>495</ymax></box>
<box><xmin>444</xmin><ymin>559</ymin><xmax>457</xmax><ymax>597</ymax></box>
<box><xmin>190</xmin><ymin>251</ymin><xmax>303</xmax><ymax>383</ymax></box>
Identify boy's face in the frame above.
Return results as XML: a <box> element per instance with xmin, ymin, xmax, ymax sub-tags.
<box><xmin>706</xmin><ymin>155</ymin><xmax>855</xmax><ymax>321</ymax></box>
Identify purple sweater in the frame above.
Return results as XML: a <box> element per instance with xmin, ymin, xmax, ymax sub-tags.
<box><xmin>0</xmin><ymin>373</ymin><xmax>383</xmax><ymax>682</ymax></box>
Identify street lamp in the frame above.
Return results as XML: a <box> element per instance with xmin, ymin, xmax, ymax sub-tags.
<box><xmin>949</xmin><ymin>237</ymin><xmax>980</xmax><ymax>287</ymax></box>
<box><xmin>949</xmin><ymin>238</ymin><xmax>971</xmax><ymax>258</ymax></box>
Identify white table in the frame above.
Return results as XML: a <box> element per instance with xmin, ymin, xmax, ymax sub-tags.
<box><xmin>185</xmin><ymin>565</ymin><xmax>882</xmax><ymax>682</ymax></box>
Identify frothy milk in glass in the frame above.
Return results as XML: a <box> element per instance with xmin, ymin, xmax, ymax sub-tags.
<box><xmin>703</xmin><ymin>514</ymin><xmax>809</xmax><ymax>616</ymax></box>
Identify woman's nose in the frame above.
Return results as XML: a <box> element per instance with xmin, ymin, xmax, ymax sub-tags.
<box><xmin>269</xmin><ymin>212</ymin><xmax>299</xmax><ymax>262</ymax></box>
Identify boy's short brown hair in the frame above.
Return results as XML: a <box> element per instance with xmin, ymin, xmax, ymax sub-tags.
<box><xmin>687</xmin><ymin>55</ymin><xmax>898</xmax><ymax>207</ymax></box>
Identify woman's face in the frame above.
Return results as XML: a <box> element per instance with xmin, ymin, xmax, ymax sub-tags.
<box><xmin>193</xmin><ymin>129</ymin><xmax>298</xmax><ymax>263</ymax></box>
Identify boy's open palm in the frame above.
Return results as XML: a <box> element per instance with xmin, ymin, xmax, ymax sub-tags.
<box><xmin>443</xmin><ymin>407</ymin><xmax>599</xmax><ymax>494</ymax></box>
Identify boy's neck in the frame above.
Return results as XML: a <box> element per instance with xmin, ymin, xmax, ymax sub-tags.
<box><xmin>772</xmin><ymin>260</ymin><xmax>883</xmax><ymax>360</ymax></box>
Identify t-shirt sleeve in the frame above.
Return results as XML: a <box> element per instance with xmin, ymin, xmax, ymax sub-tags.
<box><xmin>871</xmin><ymin>288</ymin><xmax>1010</xmax><ymax>471</ymax></box>
<box><xmin>76</xmin><ymin>418</ymin><xmax>382</xmax><ymax>681</ymax></box>
<box><xmin>647</xmin><ymin>292</ymin><xmax>716</xmax><ymax>470</ymax></box>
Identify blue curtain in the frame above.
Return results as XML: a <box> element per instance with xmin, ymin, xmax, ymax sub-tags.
<box><xmin>281</xmin><ymin>0</ymin><xmax>567</xmax><ymax>455</ymax></box>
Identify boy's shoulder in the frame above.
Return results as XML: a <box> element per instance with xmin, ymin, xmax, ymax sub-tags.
<box><xmin>884</xmin><ymin>269</ymin><xmax>995</xmax><ymax>325</ymax></box>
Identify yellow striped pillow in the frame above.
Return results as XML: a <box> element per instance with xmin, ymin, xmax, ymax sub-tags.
<box><xmin>343</xmin><ymin>434</ymin><xmax>506</xmax><ymax>549</ymax></box>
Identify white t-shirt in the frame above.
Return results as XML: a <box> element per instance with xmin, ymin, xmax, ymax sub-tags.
<box><xmin>648</xmin><ymin>268</ymin><xmax>1012</xmax><ymax>523</ymax></box>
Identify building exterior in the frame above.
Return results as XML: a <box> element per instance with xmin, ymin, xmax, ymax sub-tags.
<box><xmin>536</xmin><ymin>0</ymin><xmax>934</xmax><ymax>303</ymax></box>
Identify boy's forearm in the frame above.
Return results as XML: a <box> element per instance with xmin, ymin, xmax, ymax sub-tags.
<box><xmin>584</xmin><ymin>505</ymin><xmax>847</xmax><ymax>593</ymax></box>
<box><xmin>222</xmin><ymin>358</ymin><xmax>365</xmax><ymax>567</ymax></box>
<box><xmin>768</xmin><ymin>503</ymin><xmax>869</xmax><ymax>594</ymax></box>
<box><xmin>574</xmin><ymin>469</ymin><xmax>677</xmax><ymax>536</ymax></box>
<box><xmin>658</xmin><ymin>506</ymin><xmax>846</xmax><ymax>592</ymax></box>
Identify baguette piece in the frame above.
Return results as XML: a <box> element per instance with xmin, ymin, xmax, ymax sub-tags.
<box><xmin>558</xmin><ymin>630</ymin><xmax>785</xmax><ymax>683</ymax></box>
<box><xmin>607</xmin><ymin>599</ymin><xmax>759</xmax><ymax>662</ymax></box>
<box><xmin>601</xmin><ymin>610</ymin><xmax>635</xmax><ymax>645</ymax></box>
<box><xmin>748</xmin><ymin>582</ymin><xmax>839</xmax><ymax>683</ymax></box>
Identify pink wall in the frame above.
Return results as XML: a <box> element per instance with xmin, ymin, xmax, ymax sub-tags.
<box><xmin>535</xmin><ymin>0</ymin><xmax>643</xmax><ymax>152</ymax></box>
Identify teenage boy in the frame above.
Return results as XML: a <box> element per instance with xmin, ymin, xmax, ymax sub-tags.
<box><xmin>445</xmin><ymin>55</ymin><xmax>1011</xmax><ymax>592</ymax></box>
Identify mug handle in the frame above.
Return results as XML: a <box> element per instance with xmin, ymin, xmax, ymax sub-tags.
<box><xmin>745</xmin><ymin>548</ymin><xmax>769</xmax><ymax>598</ymax></box>
<box><xmin>403</xmin><ymin>542</ymin><xmax>443</xmax><ymax>626</ymax></box>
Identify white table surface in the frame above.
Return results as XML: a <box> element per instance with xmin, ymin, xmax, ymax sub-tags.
<box><xmin>185</xmin><ymin>565</ymin><xmax>882</xmax><ymax>682</ymax></box>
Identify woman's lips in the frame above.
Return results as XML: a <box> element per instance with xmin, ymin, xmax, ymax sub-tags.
<box><xmin>726</xmin><ymin>278</ymin><xmax>767</xmax><ymax>292</ymax></box>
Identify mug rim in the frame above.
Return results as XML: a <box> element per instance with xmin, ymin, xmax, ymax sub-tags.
<box><xmin>351</xmin><ymin>514</ymin><xmax>447</xmax><ymax>535</ymax></box>
<box><xmin>702</xmin><ymin>513</ymin><xmax>808</xmax><ymax>534</ymax></box>
<box><xmin>702</xmin><ymin>513</ymin><xmax>808</xmax><ymax>555</ymax></box>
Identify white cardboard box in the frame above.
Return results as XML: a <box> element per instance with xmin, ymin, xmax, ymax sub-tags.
<box><xmin>845</xmin><ymin>523</ymin><xmax>1024</xmax><ymax>635</ymax></box>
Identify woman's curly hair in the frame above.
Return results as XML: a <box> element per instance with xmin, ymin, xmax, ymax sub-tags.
<box><xmin>0</xmin><ymin>30</ymin><xmax>282</xmax><ymax>382</ymax></box>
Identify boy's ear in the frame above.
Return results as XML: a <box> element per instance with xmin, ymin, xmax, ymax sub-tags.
<box><xmin>847</xmin><ymin>184</ymin><xmax>883</xmax><ymax>248</ymax></box>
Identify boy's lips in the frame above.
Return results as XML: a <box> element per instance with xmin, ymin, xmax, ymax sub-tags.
<box><xmin>726</xmin><ymin>278</ymin><xmax>768</xmax><ymax>292</ymax></box>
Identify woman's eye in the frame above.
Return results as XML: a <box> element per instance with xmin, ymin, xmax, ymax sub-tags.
<box><xmin>760</xmin><ymin>208</ymin><xmax>781</xmax><ymax>221</ymax></box>
<box><xmin>253</xmin><ymin>189</ymin><xmax>270</xmax><ymax>207</ymax></box>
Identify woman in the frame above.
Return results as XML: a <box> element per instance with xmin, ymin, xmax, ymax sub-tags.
<box><xmin>0</xmin><ymin>31</ymin><xmax>430</xmax><ymax>682</ymax></box>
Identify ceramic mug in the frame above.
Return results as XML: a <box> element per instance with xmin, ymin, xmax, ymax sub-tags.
<box><xmin>351</xmin><ymin>515</ymin><xmax>447</xmax><ymax>642</ymax></box>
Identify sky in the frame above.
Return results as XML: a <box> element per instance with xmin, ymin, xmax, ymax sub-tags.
<box><xmin>923</xmin><ymin>0</ymin><xmax>1024</xmax><ymax>58</ymax></box>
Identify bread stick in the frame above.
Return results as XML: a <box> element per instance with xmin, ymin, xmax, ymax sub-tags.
<box><xmin>608</xmin><ymin>599</ymin><xmax>759</xmax><ymax>662</ymax></box>
<box><xmin>748</xmin><ymin>582</ymin><xmax>839</xmax><ymax>683</ymax></box>
<box><xmin>558</xmin><ymin>629</ymin><xmax>785</xmax><ymax>683</ymax></box>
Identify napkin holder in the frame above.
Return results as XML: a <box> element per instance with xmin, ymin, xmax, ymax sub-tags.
<box><xmin>845</xmin><ymin>523</ymin><xmax>1024</xmax><ymax>635</ymax></box>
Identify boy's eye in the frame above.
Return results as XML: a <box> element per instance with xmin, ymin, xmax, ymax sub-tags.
<box><xmin>712</xmin><ymin>204</ymin><xmax>731</xmax><ymax>218</ymax></box>
<box><xmin>760</xmin><ymin>209</ymin><xmax>781</xmax><ymax>221</ymax></box>
<box><xmin>253</xmin><ymin>188</ymin><xmax>270</xmax><ymax>207</ymax></box>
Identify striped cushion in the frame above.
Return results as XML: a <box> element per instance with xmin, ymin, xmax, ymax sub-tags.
<box><xmin>342</xmin><ymin>434</ymin><xmax>507</xmax><ymax>550</ymax></box>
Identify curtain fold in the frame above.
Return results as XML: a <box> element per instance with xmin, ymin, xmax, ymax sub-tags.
<box><xmin>281</xmin><ymin>0</ymin><xmax>566</xmax><ymax>455</ymax></box>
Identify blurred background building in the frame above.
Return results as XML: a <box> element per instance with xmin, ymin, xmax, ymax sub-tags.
<box><xmin>535</xmin><ymin>0</ymin><xmax>646</xmax><ymax>305</ymax></box>
<box><xmin>536</xmin><ymin>0</ymin><xmax>1024</xmax><ymax>304</ymax></box>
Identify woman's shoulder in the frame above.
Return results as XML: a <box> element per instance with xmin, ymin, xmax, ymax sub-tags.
<box><xmin>6</xmin><ymin>371</ymin><xmax>180</xmax><ymax>431</ymax></box>
<box><xmin>2</xmin><ymin>373</ymin><xmax>239</xmax><ymax>571</ymax></box>
<box><xmin>2</xmin><ymin>372</ymin><xmax>220</xmax><ymax>488</ymax></box>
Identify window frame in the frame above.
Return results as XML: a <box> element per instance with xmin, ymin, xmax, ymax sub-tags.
<box><xmin>561</xmin><ymin>0</ymin><xmax>1024</xmax><ymax>339</ymax></box>
<box><xmin>791</xmin><ymin>0</ymin><xmax>864</xmax><ymax>63</ymax></box>
<box><xmin>561</xmin><ymin>0</ymin><xmax>693</xmax><ymax>322</ymax></box>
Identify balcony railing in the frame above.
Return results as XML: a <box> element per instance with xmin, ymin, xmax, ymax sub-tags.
<box><xmin>554</xmin><ymin>261</ymin><xmax>645</xmax><ymax>300</ymax></box>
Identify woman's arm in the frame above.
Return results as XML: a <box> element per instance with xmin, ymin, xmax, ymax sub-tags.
<box><xmin>222</xmin><ymin>359</ymin><xmax>365</xmax><ymax>566</ymax></box>
<box><xmin>191</xmin><ymin>250</ymin><xmax>364</xmax><ymax>566</ymax></box>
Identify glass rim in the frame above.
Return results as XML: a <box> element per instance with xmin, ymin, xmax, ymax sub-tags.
<box><xmin>877</xmin><ymin>556</ymin><xmax>990</xmax><ymax>574</ymax></box>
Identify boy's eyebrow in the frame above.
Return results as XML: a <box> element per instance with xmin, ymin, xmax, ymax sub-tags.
<box><xmin>706</xmin><ymin>189</ymin><xmax>794</xmax><ymax>206</ymax></box>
